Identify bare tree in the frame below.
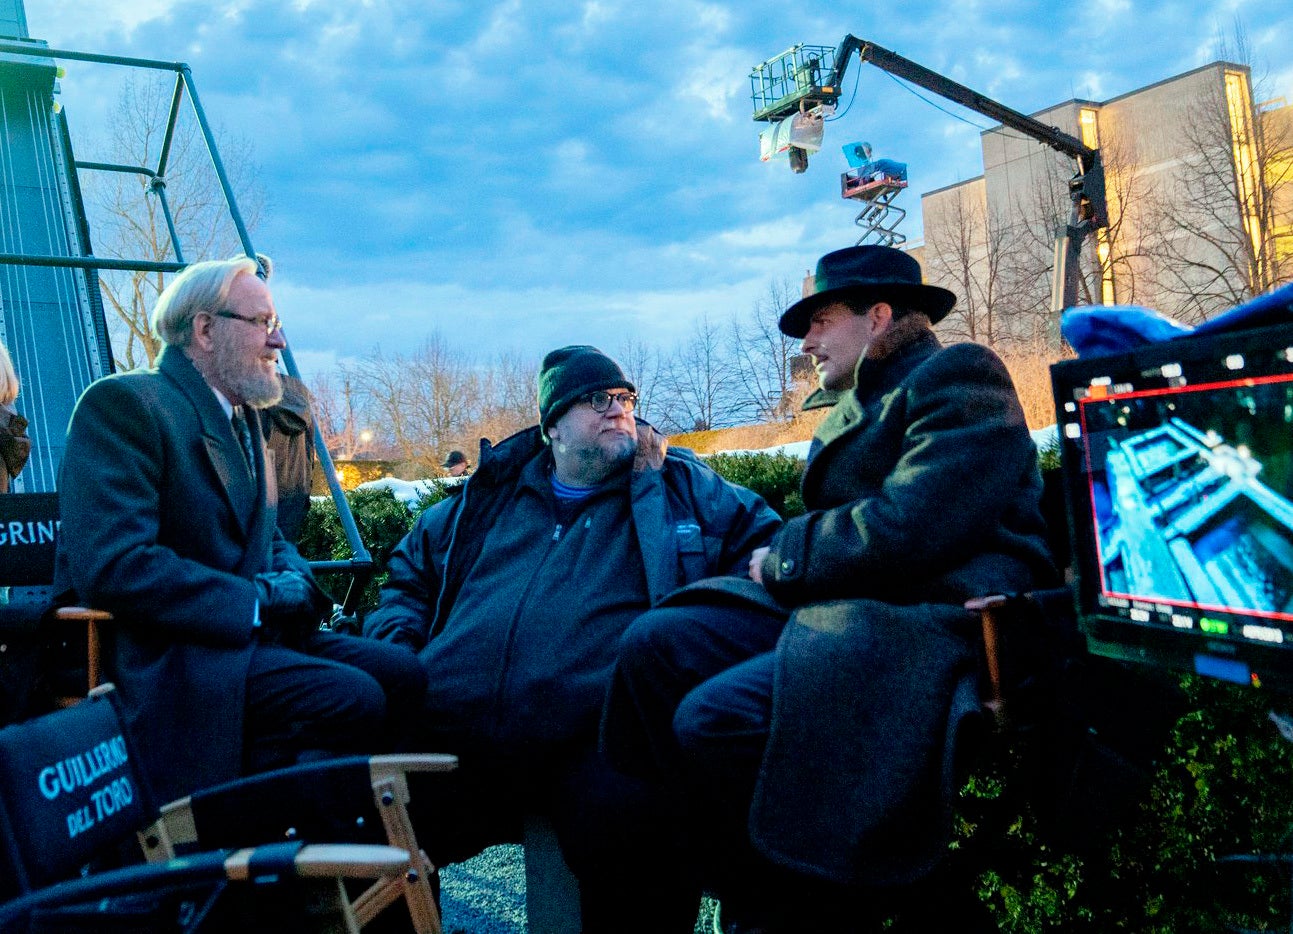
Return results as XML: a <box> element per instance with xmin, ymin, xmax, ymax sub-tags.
<box><xmin>349</xmin><ymin>334</ymin><xmax>477</xmax><ymax>469</ymax></box>
<box><xmin>925</xmin><ymin>181</ymin><xmax>1015</xmax><ymax>348</ymax></box>
<box><xmin>974</xmin><ymin>130</ymin><xmax>1151</xmax><ymax>349</ymax></box>
<box><xmin>1138</xmin><ymin>70</ymin><xmax>1292</xmax><ymax>321</ymax></box>
<box><xmin>615</xmin><ymin>338</ymin><xmax>665</xmax><ymax>425</ymax></box>
<box><xmin>472</xmin><ymin>351</ymin><xmax>538</xmax><ymax>446</ymax></box>
<box><xmin>730</xmin><ymin>279</ymin><xmax>807</xmax><ymax>420</ymax></box>
<box><xmin>654</xmin><ymin>314</ymin><xmax>747</xmax><ymax>432</ymax></box>
<box><xmin>83</xmin><ymin>76</ymin><xmax>264</xmax><ymax>369</ymax></box>
<box><xmin>995</xmin><ymin>147</ymin><xmax>1108</xmax><ymax>346</ymax></box>
<box><xmin>308</xmin><ymin>371</ymin><xmax>345</xmax><ymax>454</ymax></box>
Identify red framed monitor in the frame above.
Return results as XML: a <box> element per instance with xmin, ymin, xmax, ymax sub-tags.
<box><xmin>1051</xmin><ymin>322</ymin><xmax>1293</xmax><ymax>690</ymax></box>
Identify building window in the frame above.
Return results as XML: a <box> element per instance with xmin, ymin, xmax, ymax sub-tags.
<box><xmin>1225</xmin><ymin>70</ymin><xmax>1266</xmax><ymax>282</ymax></box>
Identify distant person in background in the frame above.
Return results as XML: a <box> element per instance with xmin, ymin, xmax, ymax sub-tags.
<box><xmin>441</xmin><ymin>449</ymin><xmax>470</xmax><ymax>477</ymax></box>
<box><xmin>261</xmin><ymin>373</ymin><xmax>317</xmax><ymax>543</ymax></box>
<box><xmin>0</xmin><ymin>339</ymin><xmax>30</xmax><ymax>494</ymax></box>
<box><xmin>248</xmin><ymin>253</ymin><xmax>317</xmax><ymax>543</ymax></box>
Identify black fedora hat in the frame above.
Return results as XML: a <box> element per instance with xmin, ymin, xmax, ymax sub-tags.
<box><xmin>779</xmin><ymin>245</ymin><xmax>957</xmax><ymax>338</ymax></box>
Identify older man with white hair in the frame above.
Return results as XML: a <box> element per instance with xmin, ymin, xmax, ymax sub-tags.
<box><xmin>54</xmin><ymin>255</ymin><xmax>426</xmax><ymax>803</ymax></box>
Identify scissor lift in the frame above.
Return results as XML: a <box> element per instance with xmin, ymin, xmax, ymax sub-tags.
<box><xmin>843</xmin><ymin>172</ymin><xmax>908</xmax><ymax>247</ymax></box>
<box><xmin>840</xmin><ymin>142</ymin><xmax>908</xmax><ymax>247</ymax></box>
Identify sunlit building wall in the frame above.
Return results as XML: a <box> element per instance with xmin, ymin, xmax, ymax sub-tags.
<box><xmin>919</xmin><ymin>61</ymin><xmax>1290</xmax><ymax>336</ymax></box>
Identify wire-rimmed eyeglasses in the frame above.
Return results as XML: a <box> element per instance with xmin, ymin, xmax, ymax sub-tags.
<box><xmin>213</xmin><ymin>309</ymin><xmax>282</xmax><ymax>336</ymax></box>
<box><xmin>580</xmin><ymin>390</ymin><xmax>638</xmax><ymax>414</ymax></box>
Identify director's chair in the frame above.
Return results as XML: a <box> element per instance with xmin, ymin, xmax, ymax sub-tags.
<box><xmin>145</xmin><ymin>753</ymin><xmax>458</xmax><ymax>934</ymax></box>
<box><xmin>0</xmin><ymin>684</ymin><xmax>417</xmax><ymax>933</ymax></box>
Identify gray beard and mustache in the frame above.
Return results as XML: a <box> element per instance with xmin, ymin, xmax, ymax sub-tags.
<box><xmin>210</xmin><ymin>339</ymin><xmax>283</xmax><ymax>408</ymax></box>
<box><xmin>553</xmin><ymin>432</ymin><xmax>636</xmax><ymax>484</ymax></box>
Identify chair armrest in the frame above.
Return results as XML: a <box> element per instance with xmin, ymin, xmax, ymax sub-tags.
<box><xmin>50</xmin><ymin>607</ymin><xmax>114</xmax><ymax>695</ymax></box>
<box><xmin>0</xmin><ymin>843</ymin><xmax>412</xmax><ymax>929</ymax></box>
<box><xmin>225</xmin><ymin>843</ymin><xmax>411</xmax><ymax>881</ymax></box>
<box><xmin>370</xmin><ymin>753</ymin><xmax>458</xmax><ymax>781</ymax></box>
<box><xmin>51</xmin><ymin>607</ymin><xmax>114</xmax><ymax>622</ymax></box>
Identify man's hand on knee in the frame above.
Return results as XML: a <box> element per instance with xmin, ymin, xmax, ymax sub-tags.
<box><xmin>255</xmin><ymin>571</ymin><xmax>329</xmax><ymax>633</ymax></box>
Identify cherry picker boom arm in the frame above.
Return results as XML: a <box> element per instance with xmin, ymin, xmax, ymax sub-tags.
<box><xmin>840</xmin><ymin>36</ymin><xmax>1108</xmax><ymax>311</ymax></box>
<box><xmin>756</xmin><ymin>35</ymin><xmax>1108</xmax><ymax>311</ymax></box>
<box><xmin>832</xmin><ymin>40</ymin><xmax>1090</xmax><ymax>172</ymax></box>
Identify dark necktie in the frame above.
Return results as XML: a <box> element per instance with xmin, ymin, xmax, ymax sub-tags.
<box><xmin>231</xmin><ymin>407</ymin><xmax>256</xmax><ymax>481</ymax></box>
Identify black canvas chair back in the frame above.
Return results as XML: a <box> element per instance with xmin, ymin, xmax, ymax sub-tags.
<box><xmin>0</xmin><ymin>493</ymin><xmax>116</xmax><ymax>726</ymax></box>
<box><xmin>0</xmin><ymin>493</ymin><xmax>61</xmax><ymax>725</ymax></box>
<box><xmin>183</xmin><ymin>757</ymin><xmax>380</xmax><ymax>849</ymax></box>
<box><xmin>157</xmin><ymin>753</ymin><xmax>457</xmax><ymax>934</ymax></box>
<box><xmin>0</xmin><ymin>492</ymin><xmax>60</xmax><ymax>592</ymax></box>
<box><xmin>0</xmin><ymin>684</ymin><xmax>154</xmax><ymax>899</ymax></box>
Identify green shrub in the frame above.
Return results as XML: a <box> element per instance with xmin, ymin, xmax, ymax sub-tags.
<box><xmin>706</xmin><ymin>451</ymin><xmax>805</xmax><ymax>518</ymax></box>
<box><xmin>964</xmin><ymin>672</ymin><xmax>1293</xmax><ymax>932</ymax></box>
<box><xmin>298</xmin><ymin>484</ymin><xmax>452</xmax><ymax>611</ymax></box>
<box><xmin>1037</xmin><ymin>435</ymin><xmax>1061</xmax><ymax>472</ymax></box>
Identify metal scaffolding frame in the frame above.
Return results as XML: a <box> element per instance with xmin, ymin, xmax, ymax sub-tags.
<box><xmin>0</xmin><ymin>38</ymin><xmax>373</xmax><ymax>609</ymax></box>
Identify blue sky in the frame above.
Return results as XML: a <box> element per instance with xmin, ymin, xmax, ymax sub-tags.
<box><xmin>25</xmin><ymin>0</ymin><xmax>1293</xmax><ymax>378</ymax></box>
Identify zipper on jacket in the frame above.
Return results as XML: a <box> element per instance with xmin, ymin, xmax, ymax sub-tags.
<box><xmin>430</xmin><ymin>479</ymin><xmax>470</xmax><ymax>637</ymax></box>
<box><xmin>491</xmin><ymin>517</ymin><xmax>565</xmax><ymax>736</ymax></box>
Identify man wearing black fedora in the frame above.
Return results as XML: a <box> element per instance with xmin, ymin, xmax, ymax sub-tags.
<box><xmin>602</xmin><ymin>244</ymin><xmax>1055</xmax><ymax>931</ymax></box>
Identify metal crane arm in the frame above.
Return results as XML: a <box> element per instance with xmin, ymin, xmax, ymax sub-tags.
<box><xmin>826</xmin><ymin>36</ymin><xmax>1108</xmax><ymax>309</ymax></box>
<box><xmin>830</xmin><ymin>36</ymin><xmax>1095</xmax><ymax>169</ymax></box>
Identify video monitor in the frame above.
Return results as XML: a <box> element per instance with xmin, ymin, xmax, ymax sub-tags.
<box><xmin>1051</xmin><ymin>322</ymin><xmax>1293</xmax><ymax>690</ymax></box>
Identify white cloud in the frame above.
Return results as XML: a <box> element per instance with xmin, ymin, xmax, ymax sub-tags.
<box><xmin>714</xmin><ymin>219</ymin><xmax>808</xmax><ymax>251</ymax></box>
<box><xmin>35</xmin><ymin>0</ymin><xmax>172</xmax><ymax>40</ymax></box>
<box><xmin>1093</xmin><ymin>0</ymin><xmax>1131</xmax><ymax>16</ymax></box>
<box><xmin>1077</xmin><ymin>71</ymin><xmax>1105</xmax><ymax>101</ymax></box>
<box><xmin>18</xmin><ymin>0</ymin><xmax>1293</xmax><ymax>382</ymax></box>
<box><xmin>677</xmin><ymin>47</ymin><xmax>750</xmax><ymax>122</ymax></box>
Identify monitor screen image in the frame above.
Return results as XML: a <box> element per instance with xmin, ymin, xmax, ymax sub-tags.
<box><xmin>1082</xmin><ymin>378</ymin><xmax>1293</xmax><ymax>620</ymax></box>
<box><xmin>1052</xmin><ymin>322</ymin><xmax>1293</xmax><ymax>689</ymax></box>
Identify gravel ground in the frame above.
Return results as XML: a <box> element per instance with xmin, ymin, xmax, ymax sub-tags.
<box><xmin>437</xmin><ymin>845</ymin><xmax>718</xmax><ymax>933</ymax></box>
<box><xmin>439</xmin><ymin>846</ymin><xmax>527</xmax><ymax>934</ymax></box>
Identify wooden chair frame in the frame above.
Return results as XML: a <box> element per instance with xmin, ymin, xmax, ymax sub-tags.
<box><xmin>145</xmin><ymin>753</ymin><xmax>458</xmax><ymax>934</ymax></box>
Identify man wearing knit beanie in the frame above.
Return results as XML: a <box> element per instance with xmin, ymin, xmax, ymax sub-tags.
<box><xmin>538</xmin><ymin>344</ymin><xmax>636</xmax><ymax>438</ymax></box>
<box><xmin>537</xmin><ymin>345</ymin><xmax>639</xmax><ymax>487</ymax></box>
<box><xmin>365</xmin><ymin>344</ymin><xmax>781</xmax><ymax>932</ymax></box>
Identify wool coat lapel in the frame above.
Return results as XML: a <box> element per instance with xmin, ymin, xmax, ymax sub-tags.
<box><xmin>157</xmin><ymin>347</ymin><xmax>258</xmax><ymax>536</ymax></box>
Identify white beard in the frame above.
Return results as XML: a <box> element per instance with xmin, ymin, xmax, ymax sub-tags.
<box><xmin>210</xmin><ymin>340</ymin><xmax>283</xmax><ymax>408</ymax></box>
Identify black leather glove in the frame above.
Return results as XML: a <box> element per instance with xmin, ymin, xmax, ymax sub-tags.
<box><xmin>254</xmin><ymin>570</ymin><xmax>315</xmax><ymax>616</ymax></box>
<box><xmin>254</xmin><ymin>571</ymin><xmax>330</xmax><ymax>640</ymax></box>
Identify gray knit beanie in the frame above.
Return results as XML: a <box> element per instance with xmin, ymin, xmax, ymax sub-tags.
<box><xmin>538</xmin><ymin>345</ymin><xmax>635</xmax><ymax>439</ymax></box>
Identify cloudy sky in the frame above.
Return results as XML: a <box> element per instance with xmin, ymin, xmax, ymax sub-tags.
<box><xmin>22</xmin><ymin>0</ymin><xmax>1293</xmax><ymax>377</ymax></box>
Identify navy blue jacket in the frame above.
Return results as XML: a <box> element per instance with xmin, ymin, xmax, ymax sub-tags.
<box><xmin>366</xmin><ymin>422</ymin><xmax>781</xmax><ymax>753</ymax></box>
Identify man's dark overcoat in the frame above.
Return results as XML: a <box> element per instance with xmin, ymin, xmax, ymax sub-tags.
<box><xmin>691</xmin><ymin>318</ymin><xmax>1055</xmax><ymax>885</ymax></box>
<box><xmin>54</xmin><ymin>346</ymin><xmax>304</xmax><ymax>803</ymax></box>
